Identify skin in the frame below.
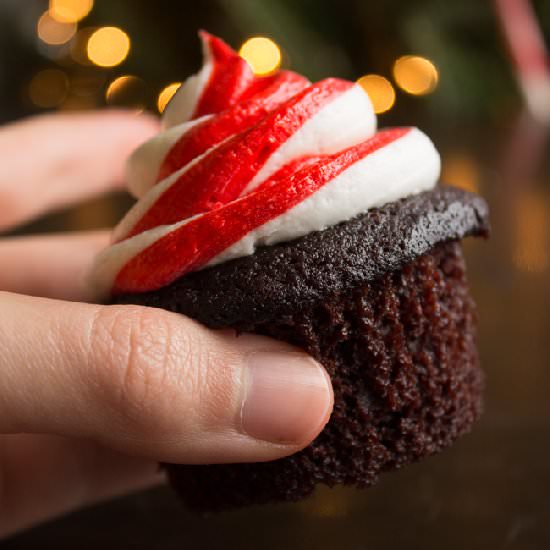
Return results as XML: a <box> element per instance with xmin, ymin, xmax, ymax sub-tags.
<box><xmin>0</xmin><ymin>112</ymin><xmax>333</xmax><ymax>539</ymax></box>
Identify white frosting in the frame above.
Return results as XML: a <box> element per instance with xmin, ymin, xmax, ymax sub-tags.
<box><xmin>112</xmin><ymin>136</ymin><xmax>226</xmax><ymax>243</ymax></box>
<box><xmin>126</xmin><ymin>116</ymin><xmax>210</xmax><ymax>199</ymax></box>
<box><xmin>91</xmin><ymin>217</ymin><xmax>195</xmax><ymax>300</ymax></box>
<box><xmin>208</xmin><ymin>128</ymin><xmax>440</xmax><ymax>267</ymax></box>
<box><xmin>114</xmin><ymin>82</ymin><xmax>376</xmax><ymax>243</ymax></box>
<box><xmin>90</xmin><ymin>128</ymin><xmax>440</xmax><ymax>298</ymax></box>
<box><xmin>242</xmin><ymin>84</ymin><xmax>376</xmax><ymax>194</ymax></box>
<box><xmin>162</xmin><ymin>39</ymin><xmax>213</xmax><ymax>129</ymax></box>
<box><xmin>87</xmin><ymin>34</ymin><xmax>443</xmax><ymax>298</ymax></box>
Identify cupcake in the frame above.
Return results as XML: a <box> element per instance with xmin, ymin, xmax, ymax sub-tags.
<box><xmin>89</xmin><ymin>32</ymin><xmax>489</xmax><ymax>512</ymax></box>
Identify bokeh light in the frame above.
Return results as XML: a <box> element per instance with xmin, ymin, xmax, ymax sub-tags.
<box><xmin>512</xmin><ymin>191</ymin><xmax>548</xmax><ymax>273</ymax></box>
<box><xmin>59</xmin><ymin>95</ymin><xmax>98</xmax><ymax>111</ymax></box>
<box><xmin>157</xmin><ymin>82</ymin><xmax>182</xmax><ymax>113</ymax></box>
<box><xmin>442</xmin><ymin>153</ymin><xmax>480</xmax><ymax>193</ymax></box>
<box><xmin>29</xmin><ymin>69</ymin><xmax>69</xmax><ymax>108</ymax></box>
<box><xmin>393</xmin><ymin>55</ymin><xmax>439</xmax><ymax>96</ymax></box>
<box><xmin>70</xmin><ymin>72</ymin><xmax>106</xmax><ymax>98</ymax></box>
<box><xmin>49</xmin><ymin>0</ymin><xmax>93</xmax><ymax>23</ymax></box>
<box><xmin>299</xmin><ymin>486</ymin><xmax>350</xmax><ymax>518</ymax></box>
<box><xmin>106</xmin><ymin>75</ymin><xmax>147</xmax><ymax>111</ymax></box>
<box><xmin>37</xmin><ymin>11</ymin><xmax>77</xmax><ymax>46</ymax></box>
<box><xmin>87</xmin><ymin>27</ymin><xmax>130</xmax><ymax>67</ymax></box>
<box><xmin>239</xmin><ymin>37</ymin><xmax>282</xmax><ymax>76</ymax></box>
<box><xmin>357</xmin><ymin>74</ymin><xmax>396</xmax><ymax>114</ymax></box>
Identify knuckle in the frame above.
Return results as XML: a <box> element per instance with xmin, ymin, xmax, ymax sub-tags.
<box><xmin>89</xmin><ymin>306</ymin><xmax>188</xmax><ymax>428</ymax></box>
<box><xmin>119</xmin><ymin>309</ymin><xmax>175</xmax><ymax>407</ymax></box>
<box><xmin>87</xmin><ymin>305</ymin><xmax>239</xmax><ymax>437</ymax></box>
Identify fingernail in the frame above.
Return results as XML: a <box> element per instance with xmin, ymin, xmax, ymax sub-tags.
<box><xmin>241</xmin><ymin>352</ymin><xmax>333</xmax><ymax>445</ymax></box>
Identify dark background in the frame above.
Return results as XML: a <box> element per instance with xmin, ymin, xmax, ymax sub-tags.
<box><xmin>2</xmin><ymin>0</ymin><xmax>549</xmax><ymax>123</ymax></box>
<box><xmin>1</xmin><ymin>1</ymin><xmax>550</xmax><ymax>548</ymax></box>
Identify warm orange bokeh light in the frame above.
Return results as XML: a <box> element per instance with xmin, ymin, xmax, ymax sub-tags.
<box><xmin>49</xmin><ymin>0</ymin><xmax>93</xmax><ymax>23</ymax></box>
<box><xmin>239</xmin><ymin>37</ymin><xmax>282</xmax><ymax>76</ymax></box>
<box><xmin>157</xmin><ymin>82</ymin><xmax>182</xmax><ymax>113</ymax></box>
<box><xmin>106</xmin><ymin>75</ymin><xmax>147</xmax><ymax>111</ymax></box>
<box><xmin>29</xmin><ymin>69</ymin><xmax>69</xmax><ymax>108</ymax></box>
<box><xmin>512</xmin><ymin>191</ymin><xmax>549</xmax><ymax>273</ymax></box>
<box><xmin>442</xmin><ymin>153</ymin><xmax>480</xmax><ymax>194</ymax></box>
<box><xmin>87</xmin><ymin>27</ymin><xmax>130</xmax><ymax>67</ymax></box>
<box><xmin>37</xmin><ymin>11</ymin><xmax>76</xmax><ymax>46</ymax></box>
<box><xmin>357</xmin><ymin>74</ymin><xmax>396</xmax><ymax>114</ymax></box>
<box><xmin>393</xmin><ymin>55</ymin><xmax>439</xmax><ymax>96</ymax></box>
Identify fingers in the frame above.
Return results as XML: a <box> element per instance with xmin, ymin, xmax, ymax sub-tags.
<box><xmin>0</xmin><ymin>231</ymin><xmax>110</xmax><ymax>301</ymax></box>
<box><xmin>0</xmin><ymin>112</ymin><xmax>159</xmax><ymax>231</ymax></box>
<box><xmin>0</xmin><ymin>293</ymin><xmax>333</xmax><ymax>464</ymax></box>
<box><xmin>0</xmin><ymin>434</ymin><xmax>162</xmax><ymax>539</ymax></box>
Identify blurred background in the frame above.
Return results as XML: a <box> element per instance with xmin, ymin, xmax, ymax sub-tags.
<box><xmin>1</xmin><ymin>0</ymin><xmax>550</xmax><ymax>548</ymax></box>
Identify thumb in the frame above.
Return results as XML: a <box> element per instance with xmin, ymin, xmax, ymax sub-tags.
<box><xmin>0</xmin><ymin>292</ymin><xmax>333</xmax><ymax>464</ymax></box>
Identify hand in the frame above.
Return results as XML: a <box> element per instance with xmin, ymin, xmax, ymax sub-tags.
<box><xmin>0</xmin><ymin>112</ymin><xmax>333</xmax><ymax>538</ymax></box>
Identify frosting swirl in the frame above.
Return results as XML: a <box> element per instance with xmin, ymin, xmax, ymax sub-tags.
<box><xmin>90</xmin><ymin>32</ymin><xmax>441</xmax><ymax>298</ymax></box>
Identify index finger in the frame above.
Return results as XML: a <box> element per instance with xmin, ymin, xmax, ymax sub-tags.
<box><xmin>0</xmin><ymin>111</ymin><xmax>159</xmax><ymax>231</ymax></box>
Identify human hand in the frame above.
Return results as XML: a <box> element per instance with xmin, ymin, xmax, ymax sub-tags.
<box><xmin>0</xmin><ymin>112</ymin><xmax>333</xmax><ymax>538</ymax></box>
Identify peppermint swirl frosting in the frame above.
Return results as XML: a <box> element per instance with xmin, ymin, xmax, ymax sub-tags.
<box><xmin>90</xmin><ymin>32</ymin><xmax>441</xmax><ymax>298</ymax></box>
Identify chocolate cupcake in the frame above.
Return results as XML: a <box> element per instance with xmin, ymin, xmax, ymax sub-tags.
<box><xmin>89</xmin><ymin>33</ymin><xmax>489</xmax><ymax>512</ymax></box>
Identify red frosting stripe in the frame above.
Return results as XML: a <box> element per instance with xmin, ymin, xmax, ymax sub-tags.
<box><xmin>112</xmin><ymin>128</ymin><xmax>410</xmax><ymax>295</ymax></box>
<box><xmin>120</xmin><ymin>78</ymin><xmax>354</xmax><ymax>242</ymax></box>
<box><xmin>193</xmin><ymin>31</ymin><xmax>257</xmax><ymax>119</ymax></box>
<box><xmin>94</xmin><ymin>32</ymin><xmax>428</xmax><ymax>299</ymax></box>
<box><xmin>157</xmin><ymin>70</ymin><xmax>309</xmax><ymax>183</ymax></box>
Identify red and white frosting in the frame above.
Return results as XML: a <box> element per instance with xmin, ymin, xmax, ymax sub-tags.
<box><xmin>90</xmin><ymin>32</ymin><xmax>441</xmax><ymax>298</ymax></box>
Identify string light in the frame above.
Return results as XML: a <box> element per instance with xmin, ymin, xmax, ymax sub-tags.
<box><xmin>29</xmin><ymin>69</ymin><xmax>69</xmax><ymax>108</ymax></box>
<box><xmin>49</xmin><ymin>0</ymin><xmax>93</xmax><ymax>23</ymax></box>
<box><xmin>239</xmin><ymin>37</ymin><xmax>282</xmax><ymax>76</ymax></box>
<box><xmin>393</xmin><ymin>55</ymin><xmax>439</xmax><ymax>96</ymax></box>
<box><xmin>357</xmin><ymin>74</ymin><xmax>396</xmax><ymax>114</ymax></box>
<box><xmin>37</xmin><ymin>11</ymin><xmax>76</xmax><ymax>46</ymax></box>
<box><xmin>87</xmin><ymin>27</ymin><xmax>130</xmax><ymax>67</ymax></box>
<box><xmin>157</xmin><ymin>82</ymin><xmax>182</xmax><ymax>113</ymax></box>
<box><xmin>106</xmin><ymin>75</ymin><xmax>147</xmax><ymax>111</ymax></box>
